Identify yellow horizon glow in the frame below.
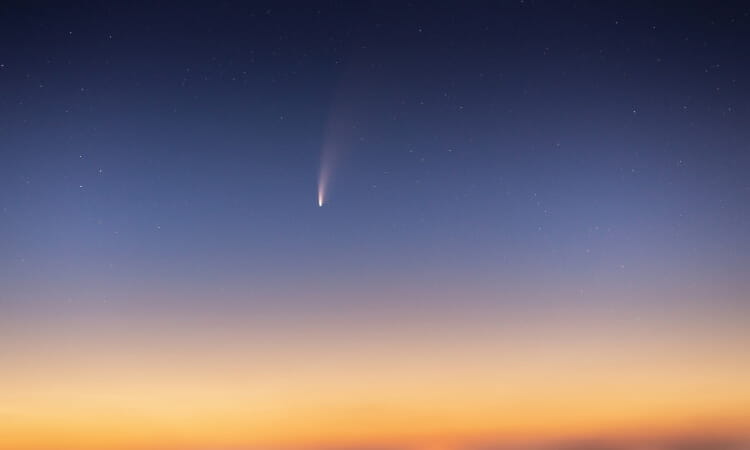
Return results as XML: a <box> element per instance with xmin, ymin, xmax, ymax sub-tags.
<box><xmin>2</xmin><ymin>284</ymin><xmax>749</xmax><ymax>450</ymax></box>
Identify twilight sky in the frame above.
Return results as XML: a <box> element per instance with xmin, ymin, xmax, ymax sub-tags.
<box><xmin>1</xmin><ymin>2</ymin><xmax>750</xmax><ymax>450</ymax></box>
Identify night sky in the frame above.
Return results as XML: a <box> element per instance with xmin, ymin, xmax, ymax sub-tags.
<box><xmin>2</xmin><ymin>2</ymin><xmax>750</xmax><ymax>450</ymax></box>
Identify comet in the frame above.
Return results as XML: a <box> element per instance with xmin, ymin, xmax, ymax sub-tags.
<box><xmin>317</xmin><ymin>65</ymin><xmax>367</xmax><ymax>207</ymax></box>
<box><xmin>317</xmin><ymin>145</ymin><xmax>333</xmax><ymax>207</ymax></box>
<box><xmin>318</xmin><ymin>116</ymin><xmax>348</xmax><ymax>207</ymax></box>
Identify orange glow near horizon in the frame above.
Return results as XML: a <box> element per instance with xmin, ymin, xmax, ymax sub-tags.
<box><xmin>2</xmin><ymin>286</ymin><xmax>749</xmax><ymax>450</ymax></box>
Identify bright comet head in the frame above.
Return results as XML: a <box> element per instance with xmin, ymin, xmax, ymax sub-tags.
<box><xmin>317</xmin><ymin>166</ymin><xmax>328</xmax><ymax>207</ymax></box>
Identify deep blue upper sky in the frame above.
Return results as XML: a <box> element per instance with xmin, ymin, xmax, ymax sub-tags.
<box><xmin>1</xmin><ymin>1</ymin><xmax>748</xmax><ymax>314</ymax></box>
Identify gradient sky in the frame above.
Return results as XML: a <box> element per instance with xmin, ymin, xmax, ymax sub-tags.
<box><xmin>1</xmin><ymin>2</ymin><xmax>750</xmax><ymax>450</ymax></box>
